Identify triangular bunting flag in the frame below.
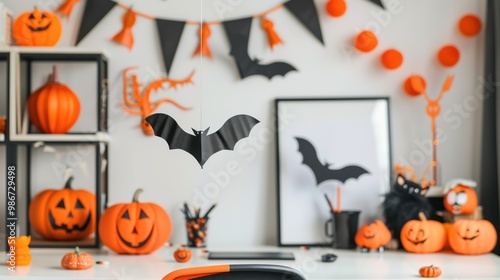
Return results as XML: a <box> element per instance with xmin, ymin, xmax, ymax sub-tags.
<box><xmin>156</xmin><ymin>19</ymin><xmax>186</xmax><ymax>75</ymax></box>
<box><xmin>366</xmin><ymin>0</ymin><xmax>385</xmax><ymax>9</ymax></box>
<box><xmin>284</xmin><ymin>0</ymin><xmax>323</xmax><ymax>45</ymax></box>
<box><xmin>76</xmin><ymin>0</ymin><xmax>116</xmax><ymax>44</ymax></box>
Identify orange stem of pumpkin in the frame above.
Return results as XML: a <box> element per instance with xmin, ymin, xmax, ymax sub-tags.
<box><xmin>51</xmin><ymin>65</ymin><xmax>59</xmax><ymax>83</ymax></box>
<box><xmin>133</xmin><ymin>188</ymin><xmax>144</xmax><ymax>202</ymax></box>
<box><xmin>64</xmin><ymin>176</ymin><xmax>74</xmax><ymax>189</ymax></box>
<box><xmin>418</xmin><ymin>212</ymin><xmax>427</xmax><ymax>222</ymax></box>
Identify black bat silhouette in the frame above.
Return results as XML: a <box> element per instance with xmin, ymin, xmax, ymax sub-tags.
<box><xmin>146</xmin><ymin>113</ymin><xmax>260</xmax><ymax>168</ymax></box>
<box><xmin>295</xmin><ymin>137</ymin><xmax>369</xmax><ymax>185</ymax></box>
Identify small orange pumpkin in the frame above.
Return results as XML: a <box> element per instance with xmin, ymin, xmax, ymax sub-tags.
<box><xmin>27</xmin><ymin>65</ymin><xmax>81</xmax><ymax>134</ymax></box>
<box><xmin>448</xmin><ymin>218</ymin><xmax>497</xmax><ymax>255</ymax></box>
<box><xmin>13</xmin><ymin>7</ymin><xmax>62</xmax><ymax>46</ymax></box>
<box><xmin>444</xmin><ymin>184</ymin><xmax>477</xmax><ymax>215</ymax></box>
<box><xmin>29</xmin><ymin>177</ymin><xmax>96</xmax><ymax>241</ymax></box>
<box><xmin>419</xmin><ymin>265</ymin><xmax>442</xmax><ymax>278</ymax></box>
<box><xmin>400</xmin><ymin>212</ymin><xmax>446</xmax><ymax>253</ymax></box>
<box><xmin>61</xmin><ymin>247</ymin><xmax>94</xmax><ymax>270</ymax></box>
<box><xmin>99</xmin><ymin>188</ymin><xmax>172</xmax><ymax>254</ymax></box>
<box><xmin>355</xmin><ymin>220</ymin><xmax>392</xmax><ymax>250</ymax></box>
<box><xmin>7</xmin><ymin>236</ymin><xmax>32</xmax><ymax>267</ymax></box>
<box><xmin>174</xmin><ymin>247</ymin><xmax>192</xmax><ymax>263</ymax></box>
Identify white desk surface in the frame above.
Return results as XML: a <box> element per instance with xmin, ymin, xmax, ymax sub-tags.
<box><xmin>2</xmin><ymin>246</ymin><xmax>500</xmax><ymax>279</ymax></box>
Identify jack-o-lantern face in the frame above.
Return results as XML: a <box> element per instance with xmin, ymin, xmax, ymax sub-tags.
<box><xmin>355</xmin><ymin>220</ymin><xmax>392</xmax><ymax>249</ymax></box>
<box><xmin>13</xmin><ymin>8</ymin><xmax>62</xmax><ymax>46</ymax></box>
<box><xmin>173</xmin><ymin>248</ymin><xmax>192</xmax><ymax>263</ymax></box>
<box><xmin>400</xmin><ymin>213</ymin><xmax>446</xmax><ymax>253</ymax></box>
<box><xmin>29</xmin><ymin>177</ymin><xmax>96</xmax><ymax>241</ymax></box>
<box><xmin>444</xmin><ymin>185</ymin><xmax>478</xmax><ymax>215</ymax></box>
<box><xmin>448</xmin><ymin>219</ymin><xmax>497</xmax><ymax>255</ymax></box>
<box><xmin>99</xmin><ymin>189</ymin><xmax>172</xmax><ymax>254</ymax></box>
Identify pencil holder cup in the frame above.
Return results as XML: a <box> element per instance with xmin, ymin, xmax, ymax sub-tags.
<box><xmin>186</xmin><ymin>218</ymin><xmax>208</xmax><ymax>248</ymax></box>
<box><xmin>324</xmin><ymin>211</ymin><xmax>360</xmax><ymax>249</ymax></box>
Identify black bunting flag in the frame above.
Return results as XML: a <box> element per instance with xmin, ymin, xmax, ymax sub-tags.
<box><xmin>284</xmin><ymin>0</ymin><xmax>324</xmax><ymax>45</ymax></box>
<box><xmin>156</xmin><ymin>19</ymin><xmax>186</xmax><ymax>76</ymax></box>
<box><xmin>366</xmin><ymin>0</ymin><xmax>385</xmax><ymax>9</ymax></box>
<box><xmin>76</xmin><ymin>0</ymin><xmax>116</xmax><ymax>45</ymax></box>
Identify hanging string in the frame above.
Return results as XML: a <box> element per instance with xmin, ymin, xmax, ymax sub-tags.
<box><xmin>57</xmin><ymin>0</ymin><xmax>80</xmax><ymax>17</ymax></box>
<box><xmin>193</xmin><ymin>23</ymin><xmax>213</xmax><ymax>58</ymax></box>
<box><xmin>111</xmin><ymin>7</ymin><xmax>137</xmax><ymax>50</ymax></box>
<box><xmin>261</xmin><ymin>17</ymin><xmax>283</xmax><ymax>50</ymax></box>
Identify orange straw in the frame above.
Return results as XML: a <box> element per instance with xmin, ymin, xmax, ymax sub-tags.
<box><xmin>336</xmin><ymin>186</ymin><xmax>341</xmax><ymax>213</ymax></box>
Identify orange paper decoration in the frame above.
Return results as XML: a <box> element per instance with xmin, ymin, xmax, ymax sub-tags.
<box><xmin>57</xmin><ymin>0</ymin><xmax>80</xmax><ymax>18</ymax></box>
<box><xmin>111</xmin><ymin>8</ymin><xmax>136</xmax><ymax>50</ymax></box>
<box><xmin>326</xmin><ymin>0</ymin><xmax>347</xmax><ymax>17</ymax></box>
<box><xmin>438</xmin><ymin>45</ymin><xmax>460</xmax><ymax>67</ymax></box>
<box><xmin>381</xmin><ymin>49</ymin><xmax>403</xmax><ymax>70</ymax></box>
<box><xmin>459</xmin><ymin>14</ymin><xmax>482</xmax><ymax>37</ymax></box>
<box><xmin>355</xmin><ymin>30</ymin><xmax>378</xmax><ymax>52</ymax></box>
<box><xmin>261</xmin><ymin>18</ymin><xmax>283</xmax><ymax>50</ymax></box>
<box><xmin>193</xmin><ymin>23</ymin><xmax>213</xmax><ymax>58</ymax></box>
<box><xmin>404</xmin><ymin>75</ymin><xmax>426</xmax><ymax>96</ymax></box>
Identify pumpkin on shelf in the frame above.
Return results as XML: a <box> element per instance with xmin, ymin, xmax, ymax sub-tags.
<box><xmin>13</xmin><ymin>7</ymin><xmax>62</xmax><ymax>47</ymax></box>
<box><xmin>174</xmin><ymin>247</ymin><xmax>192</xmax><ymax>263</ymax></box>
<box><xmin>448</xmin><ymin>215</ymin><xmax>497</xmax><ymax>255</ymax></box>
<box><xmin>419</xmin><ymin>265</ymin><xmax>442</xmax><ymax>278</ymax></box>
<box><xmin>354</xmin><ymin>220</ymin><xmax>392</xmax><ymax>251</ymax></box>
<box><xmin>29</xmin><ymin>177</ymin><xmax>96</xmax><ymax>241</ymax></box>
<box><xmin>61</xmin><ymin>247</ymin><xmax>94</xmax><ymax>270</ymax></box>
<box><xmin>443</xmin><ymin>179</ymin><xmax>478</xmax><ymax>215</ymax></box>
<box><xmin>400</xmin><ymin>212</ymin><xmax>446</xmax><ymax>253</ymax></box>
<box><xmin>99</xmin><ymin>188</ymin><xmax>172</xmax><ymax>254</ymax></box>
<box><xmin>27</xmin><ymin>65</ymin><xmax>81</xmax><ymax>134</ymax></box>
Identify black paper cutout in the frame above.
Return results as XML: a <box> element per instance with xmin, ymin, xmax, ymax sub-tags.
<box><xmin>295</xmin><ymin>137</ymin><xmax>369</xmax><ymax>185</ymax></box>
<box><xmin>284</xmin><ymin>0</ymin><xmax>324</xmax><ymax>45</ymax></box>
<box><xmin>156</xmin><ymin>19</ymin><xmax>186</xmax><ymax>75</ymax></box>
<box><xmin>223</xmin><ymin>18</ymin><xmax>296</xmax><ymax>79</ymax></box>
<box><xmin>146</xmin><ymin>113</ymin><xmax>260</xmax><ymax>168</ymax></box>
<box><xmin>366</xmin><ymin>0</ymin><xmax>385</xmax><ymax>9</ymax></box>
<box><xmin>76</xmin><ymin>0</ymin><xmax>116</xmax><ymax>45</ymax></box>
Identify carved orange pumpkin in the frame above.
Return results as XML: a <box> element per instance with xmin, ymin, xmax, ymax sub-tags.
<box><xmin>13</xmin><ymin>8</ymin><xmax>62</xmax><ymax>46</ymax></box>
<box><xmin>400</xmin><ymin>212</ymin><xmax>446</xmax><ymax>253</ymax></box>
<box><xmin>355</xmin><ymin>220</ymin><xmax>392</xmax><ymax>250</ymax></box>
<box><xmin>27</xmin><ymin>65</ymin><xmax>81</xmax><ymax>134</ymax></box>
<box><xmin>448</xmin><ymin>219</ymin><xmax>497</xmax><ymax>255</ymax></box>
<box><xmin>99</xmin><ymin>188</ymin><xmax>172</xmax><ymax>254</ymax></box>
<box><xmin>174</xmin><ymin>248</ymin><xmax>192</xmax><ymax>263</ymax></box>
<box><xmin>61</xmin><ymin>247</ymin><xmax>94</xmax><ymax>270</ymax></box>
<box><xmin>444</xmin><ymin>185</ymin><xmax>477</xmax><ymax>215</ymax></box>
<box><xmin>419</xmin><ymin>265</ymin><xmax>442</xmax><ymax>278</ymax></box>
<box><xmin>29</xmin><ymin>177</ymin><xmax>96</xmax><ymax>241</ymax></box>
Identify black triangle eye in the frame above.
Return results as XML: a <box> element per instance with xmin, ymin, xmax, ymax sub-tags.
<box><xmin>75</xmin><ymin>199</ymin><xmax>84</xmax><ymax>209</ymax></box>
<box><xmin>41</xmin><ymin>13</ymin><xmax>47</xmax><ymax>19</ymax></box>
<box><xmin>56</xmin><ymin>199</ymin><xmax>65</xmax><ymax>209</ymax></box>
<box><xmin>139</xmin><ymin>210</ymin><xmax>148</xmax><ymax>219</ymax></box>
<box><xmin>121</xmin><ymin>210</ymin><xmax>130</xmax><ymax>220</ymax></box>
<box><xmin>29</xmin><ymin>14</ymin><xmax>35</xmax><ymax>20</ymax></box>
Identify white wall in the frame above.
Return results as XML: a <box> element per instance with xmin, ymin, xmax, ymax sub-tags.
<box><xmin>1</xmin><ymin>0</ymin><xmax>487</xmax><ymax>248</ymax></box>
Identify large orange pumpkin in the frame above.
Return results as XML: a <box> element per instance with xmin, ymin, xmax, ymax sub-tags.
<box><xmin>13</xmin><ymin>8</ymin><xmax>62</xmax><ymax>46</ymax></box>
<box><xmin>448</xmin><ymin>219</ymin><xmax>497</xmax><ymax>255</ymax></box>
<box><xmin>444</xmin><ymin>184</ymin><xmax>477</xmax><ymax>215</ymax></box>
<box><xmin>355</xmin><ymin>220</ymin><xmax>392</xmax><ymax>250</ymax></box>
<box><xmin>99</xmin><ymin>188</ymin><xmax>172</xmax><ymax>254</ymax></box>
<box><xmin>29</xmin><ymin>177</ymin><xmax>96</xmax><ymax>241</ymax></box>
<box><xmin>27</xmin><ymin>65</ymin><xmax>81</xmax><ymax>134</ymax></box>
<box><xmin>400</xmin><ymin>212</ymin><xmax>446</xmax><ymax>253</ymax></box>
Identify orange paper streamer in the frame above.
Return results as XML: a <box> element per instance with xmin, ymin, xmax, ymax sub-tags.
<box><xmin>111</xmin><ymin>8</ymin><xmax>136</xmax><ymax>50</ymax></box>
<box><xmin>193</xmin><ymin>23</ymin><xmax>213</xmax><ymax>59</ymax></box>
<box><xmin>336</xmin><ymin>186</ymin><xmax>341</xmax><ymax>213</ymax></box>
<box><xmin>57</xmin><ymin>0</ymin><xmax>80</xmax><ymax>17</ymax></box>
<box><xmin>261</xmin><ymin>18</ymin><xmax>282</xmax><ymax>50</ymax></box>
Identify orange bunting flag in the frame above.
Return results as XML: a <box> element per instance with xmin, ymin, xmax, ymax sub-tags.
<box><xmin>111</xmin><ymin>8</ymin><xmax>136</xmax><ymax>50</ymax></box>
<box><xmin>57</xmin><ymin>0</ymin><xmax>80</xmax><ymax>17</ymax></box>
<box><xmin>193</xmin><ymin>23</ymin><xmax>213</xmax><ymax>58</ymax></box>
<box><xmin>261</xmin><ymin>18</ymin><xmax>282</xmax><ymax>50</ymax></box>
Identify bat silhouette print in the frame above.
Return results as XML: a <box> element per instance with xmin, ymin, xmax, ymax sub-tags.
<box><xmin>295</xmin><ymin>137</ymin><xmax>370</xmax><ymax>185</ymax></box>
<box><xmin>146</xmin><ymin>113</ymin><xmax>260</xmax><ymax>168</ymax></box>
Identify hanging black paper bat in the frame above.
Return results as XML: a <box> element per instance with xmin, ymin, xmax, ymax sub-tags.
<box><xmin>146</xmin><ymin>113</ymin><xmax>260</xmax><ymax>168</ymax></box>
<box><xmin>295</xmin><ymin>137</ymin><xmax>369</xmax><ymax>185</ymax></box>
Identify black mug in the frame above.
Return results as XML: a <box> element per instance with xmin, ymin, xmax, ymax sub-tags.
<box><xmin>324</xmin><ymin>211</ymin><xmax>360</xmax><ymax>249</ymax></box>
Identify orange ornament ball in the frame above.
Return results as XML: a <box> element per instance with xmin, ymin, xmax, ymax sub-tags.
<box><xmin>326</xmin><ymin>0</ymin><xmax>346</xmax><ymax>17</ymax></box>
<box><xmin>381</xmin><ymin>49</ymin><xmax>403</xmax><ymax>70</ymax></box>
<box><xmin>438</xmin><ymin>45</ymin><xmax>460</xmax><ymax>67</ymax></box>
<box><xmin>459</xmin><ymin>14</ymin><xmax>482</xmax><ymax>37</ymax></box>
<box><xmin>404</xmin><ymin>75</ymin><xmax>426</xmax><ymax>97</ymax></box>
<box><xmin>354</xmin><ymin>30</ymin><xmax>378</xmax><ymax>52</ymax></box>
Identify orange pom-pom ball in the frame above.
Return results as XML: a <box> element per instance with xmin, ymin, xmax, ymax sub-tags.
<box><xmin>404</xmin><ymin>75</ymin><xmax>426</xmax><ymax>97</ymax></box>
<box><xmin>381</xmin><ymin>49</ymin><xmax>403</xmax><ymax>70</ymax></box>
<box><xmin>459</xmin><ymin>14</ymin><xmax>482</xmax><ymax>37</ymax></box>
<box><xmin>354</xmin><ymin>30</ymin><xmax>378</xmax><ymax>52</ymax></box>
<box><xmin>326</xmin><ymin>0</ymin><xmax>346</xmax><ymax>17</ymax></box>
<box><xmin>438</xmin><ymin>45</ymin><xmax>460</xmax><ymax>67</ymax></box>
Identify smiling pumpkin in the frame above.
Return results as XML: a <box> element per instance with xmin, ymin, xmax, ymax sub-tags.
<box><xmin>448</xmin><ymin>219</ymin><xmax>497</xmax><ymax>255</ymax></box>
<box><xmin>13</xmin><ymin>8</ymin><xmax>62</xmax><ymax>46</ymax></box>
<box><xmin>400</xmin><ymin>212</ymin><xmax>446</xmax><ymax>253</ymax></box>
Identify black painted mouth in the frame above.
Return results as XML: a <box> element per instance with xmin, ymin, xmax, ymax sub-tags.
<box><xmin>457</xmin><ymin>231</ymin><xmax>479</xmax><ymax>241</ymax></box>
<box><xmin>363</xmin><ymin>234</ymin><xmax>376</xmax><ymax>239</ymax></box>
<box><xmin>117</xmin><ymin>227</ymin><xmax>154</xmax><ymax>248</ymax></box>
<box><xmin>27</xmin><ymin>22</ymin><xmax>51</xmax><ymax>32</ymax></box>
<box><xmin>406</xmin><ymin>236</ymin><xmax>428</xmax><ymax>245</ymax></box>
<box><xmin>49</xmin><ymin>210</ymin><xmax>91</xmax><ymax>233</ymax></box>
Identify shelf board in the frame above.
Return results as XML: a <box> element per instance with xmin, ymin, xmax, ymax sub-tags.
<box><xmin>9</xmin><ymin>132</ymin><xmax>110</xmax><ymax>143</ymax></box>
<box><xmin>8</xmin><ymin>46</ymin><xmax>109</xmax><ymax>58</ymax></box>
